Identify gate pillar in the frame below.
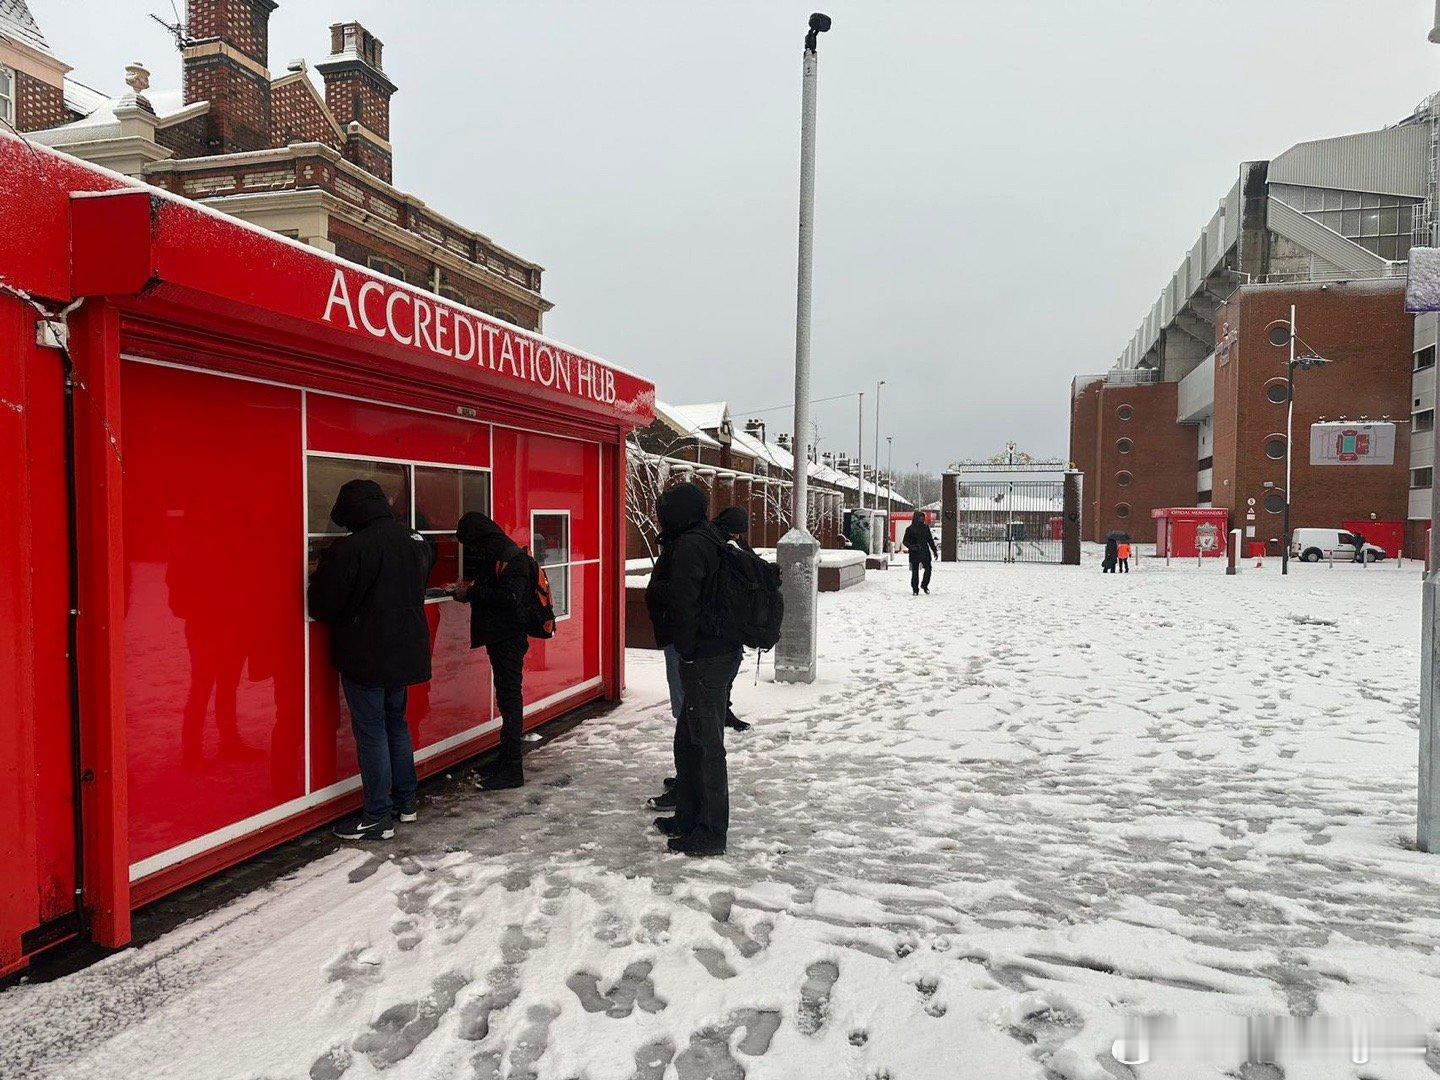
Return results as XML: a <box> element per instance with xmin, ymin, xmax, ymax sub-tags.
<box><xmin>1062</xmin><ymin>470</ymin><xmax>1081</xmax><ymax>566</ymax></box>
<box><xmin>941</xmin><ymin>469</ymin><xmax>958</xmax><ymax>562</ymax></box>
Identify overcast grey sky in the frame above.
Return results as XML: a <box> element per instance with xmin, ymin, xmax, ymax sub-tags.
<box><xmin>30</xmin><ymin>0</ymin><xmax>1440</xmax><ymax>470</ymax></box>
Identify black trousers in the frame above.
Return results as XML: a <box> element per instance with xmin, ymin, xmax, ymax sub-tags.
<box><xmin>674</xmin><ymin>650</ymin><xmax>742</xmax><ymax>844</ymax></box>
<box><xmin>486</xmin><ymin>635</ymin><xmax>530</xmax><ymax>765</ymax></box>
<box><xmin>910</xmin><ymin>554</ymin><xmax>932</xmax><ymax>593</ymax></box>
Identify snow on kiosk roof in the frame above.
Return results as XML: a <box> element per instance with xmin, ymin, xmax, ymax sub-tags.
<box><xmin>0</xmin><ymin>132</ymin><xmax>654</xmax><ymax>972</ymax></box>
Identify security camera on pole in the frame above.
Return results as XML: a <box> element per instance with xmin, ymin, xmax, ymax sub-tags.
<box><xmin>775</xmin><ymin>12</ymin><xmax>831</xmax><ymax>685</ymax></box>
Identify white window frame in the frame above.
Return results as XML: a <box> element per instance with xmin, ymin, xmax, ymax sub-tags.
<box><xmin>304</xmin><ymin>451</ymin><xmax>493</xmax><ymax>608</ymax></box>
<box><xmin>0</xmin><ymin>65</ymin><xmax>14</xmax><ymax>128</ymax></box>
<box><xmin>530</xmin><ymin>509</ymin><xmax>573</xmax><ymax>622</ymax></box>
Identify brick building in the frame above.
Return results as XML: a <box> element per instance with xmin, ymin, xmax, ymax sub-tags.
<box><xmin>1071</xmin><ymin>96</ymin><xmax>1431</xmax><ymax>552</ymax></box>
<box><xmin>5</xmin><ymin>0</ymin><xmax>549</xmax><ymax>331</ymax></box>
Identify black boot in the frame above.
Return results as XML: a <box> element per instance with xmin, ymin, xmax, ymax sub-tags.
<box><xmin>725</xmin><ymin>710</ymin><xmax>750</xmax><ymax>732</ymax></box>
<box><xmin>654</xmin><ymin>816</ymin><xmax>686</xmax><ymax>836</ymax></box>
<box><xmin>667</xmin><ymin>832</ymin><xmax>725</xmax><ymax>857</ymax></box>
<box><xmin>476</xmin><ymin>756</ymin><xmax>523</xmax><ymax>791</ymax></box>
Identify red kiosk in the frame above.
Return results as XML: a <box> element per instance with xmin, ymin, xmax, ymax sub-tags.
<box><xmin>0</xmin><ymin>135</ymin><xmax>654</xmax><ymax>973</ymax></box>
<box><xmin>1152</xmin><ymin>507</ymin><xmax>1230</xmax><ymax>558</ymax></box>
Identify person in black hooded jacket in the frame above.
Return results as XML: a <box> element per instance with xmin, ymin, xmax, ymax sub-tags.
<box><xmin>308</xmin><ymin>478</ymin><xmax>436</xmax><ymax>840</ymax></box>
<box><xmin>644</xmin><ymin>482</ymin><xmax>741</xmax><ymax>857</ymax></box>
<box><xmin>450</xmin><ymin>512</ymin><xmax>533</xmax><ymax>790</ymax></box>
<box><xmin>901</xmin><ymin>510</ymin><xmax>938</xmax><ymax>595</ymax></box>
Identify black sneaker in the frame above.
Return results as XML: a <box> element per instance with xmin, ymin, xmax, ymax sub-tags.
<box><xmin>396</xmin><ymin>801</ymin><xmax>419</xmax><ymax>823</ymax></box>
<box><xmin>333</xmin><ymin>815</ymin><xmax>394</xmax><ymax>841</ymax></box>
<box><xmin>647</xmin><ymin>789</ymin><xmax>676</xmax><ymax>811</ymax></box>
<box><xmin>667</xmin><ymin>833</ymin><xmax>725</xmax><ymax>857</ymax></box>
<box><xmin>654</xmin><ymin>816</ymin><xmax>686</xmax><ymax>837</ymax></box>
<box><xmin>725</xmin><ymin>711</ymin><xmax>751</xmax><ymax>732</ymax></box>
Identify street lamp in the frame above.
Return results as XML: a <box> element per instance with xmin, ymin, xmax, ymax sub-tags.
<box><xmin>1267</xmin><ymin>306</ymin><xmax>1332</xmax><ymax>576</ymax></box>
<box><xmin>775</xmin><ymin>12</ymin><xmax>831</xmax><ymax>686</ymax></box>
<box><xmin>872</xmin><ymin>379</ymin><xmax>885</xmax><ymax>511</ymax></box>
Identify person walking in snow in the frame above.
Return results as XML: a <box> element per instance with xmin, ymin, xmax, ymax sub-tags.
<box><xmin>449</xmin><ymin>512</ymin><xmax>533</xmax><ymax>791</ymax></box>
<box><xmin>901</xmin><ymin>509</ymin><xmax>938</xmax><ymax>595</ymax></box>
<box><xmin>644</xmin><ymin>482</ymin><xmax>741</xmax><ymax>857</ymax></box>
<box><xmin>307</xmin><ymin>479</ymin><xmax>435</xmax><ymax>841</ymax></box>
<box><xmin>1117</xmin><ymin>540</ymin><xmax>1131</xmax><ymax>573</ymax></box>
<box><xmin>1102</xmin><ymin>536</ymin><xmax>1118</xmax><ymax>573</ymax></box>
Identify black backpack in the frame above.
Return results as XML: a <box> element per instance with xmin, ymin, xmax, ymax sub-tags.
<box><xmin>709</xmin><ymin>542</ymin><xmax>784</xmax><ymax>650</ymax></box>
<box><xmin>500</xmin><ymin>549</ymin><xmax>557</xmax><ymax>639</ymax></box>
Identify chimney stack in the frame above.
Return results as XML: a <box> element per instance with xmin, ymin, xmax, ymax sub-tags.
<box><xmin>744</xmin><ymin>418</ymin><xmax>767</xmax><ymax>443</ymax></box>
<box><xmin>316</xmin><ymin>22</ymin><xmax>396</xmax><ymax>182</ymax></box>
<box><xmin>182</xmin><ymin>0</ymin><xmax>277</xmax><ymax>153</ymax></box>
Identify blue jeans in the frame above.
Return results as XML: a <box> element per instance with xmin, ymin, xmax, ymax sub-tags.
<box><xmin>666</xmin><ymin>644</ymin><xmax>743</xmax><ymax>720</ymax></box>
<box><xmin>341</xmin><ymin>676</ymin><xmax>418</xmax><ymax>821</ymax></box>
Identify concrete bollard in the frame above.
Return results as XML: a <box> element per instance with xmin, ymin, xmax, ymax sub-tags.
<box><xmin>1227</xmin><ymin>528</ymin><xmax>1240</xmax><ymax>575</ymax></box>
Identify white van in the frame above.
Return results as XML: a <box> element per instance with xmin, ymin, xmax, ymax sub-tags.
<box><xmin>1290</xmin><ymin>528</ymin><xmax>1388</xmax><ymax>563</ymax></box>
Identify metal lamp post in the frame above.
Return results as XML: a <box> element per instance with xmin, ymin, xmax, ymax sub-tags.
<box><xmin>1268</xmin><ymin>310</ymin><xmax>1330</xmax><ymax>576</ymax></box>
<box><xmin>775</xmin><ymin>12</ymin><xmax>831</xmax><ymax>686</ymax></box>
<box><xmin>873</xmin><ymin>379</ymin><xmax>885</xmax><ymax>511</ymax></box>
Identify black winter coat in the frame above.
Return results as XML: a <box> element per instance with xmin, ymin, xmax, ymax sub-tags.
<box><xmin>308</xmin><ymin>479</ymin><xmax>436</xmax><ymax>687</ymax></box>
<box><xmin>455</xmin><ymin>512</ymin><xmax>531</xmax><ymax>647</ymax></box>
<box><xmin>645</xmin><ymin>484</ymin><xmax>732</xmax><ymax>660</ymax></box>
<box><xmin>902</xmin><ymin>522</ymin><xmax>937</xmax><ymax>561</ymax></box>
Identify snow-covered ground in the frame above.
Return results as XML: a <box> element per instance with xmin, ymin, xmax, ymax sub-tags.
<box><xmin>4</xmin><ymin>549</ymin><xmax>1439</xmax><ymax>1079</ymax></box>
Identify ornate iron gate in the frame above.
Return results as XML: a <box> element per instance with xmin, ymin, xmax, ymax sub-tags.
<box><xmin>941</xmin><ymin>455</ymin><xmax>1074</xmax><ymax>564</ymax></box>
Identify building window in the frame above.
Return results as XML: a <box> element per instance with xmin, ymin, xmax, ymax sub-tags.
<box><xmin>366</xmin><ymin>256</ymin><xmax>409</xmax><ymax>283</ymax></box>
<box><xmin>1264</xmin><ymin>491</ymin><xmax>1286</xmax><ymax>514</ymax></box>
<box><xmin>1115</xmin><ymin>470</ymin><xmax>1133</xmax><ymax>487</ymax></box>
<box><xmin>1196</xmin><ymin>488</ymin><xmax>1213</xmax><ymax>503</ymax></box>
<box><xmin>1414</xmin><ymin>467</ymin><xmax>1434</xmax><ymax>490</ymax></box>
<box><xmin>1273</xmin><ymin>183</ymin><xmax>1419</xmax><ymax>261</ymax></box>
<box><xmin>1264</xmin><ymin>379</ymin><xmax>1290</xmax><ymax>404</ymax></box>
<box><xmin>1416</xmin><ymin>409</ymin><xmax>1435</xmax><ymax>434</ymax></box>
<box><xmin>1264</xmin><ymin>435</ymin><xmax>1287</xmax><ymax>460</ymax></box>
<box><xmin>1115</xmin><ymin>437</ymin><xmax>1133</xmax><ymax>454</ymax></box>
<box><xmin>1417</xmin><ymin>345</ymin><xmax>1437</xmax><ymax>372</ymax></box>
<box><xmin>1114</xmin><ymin>503</ymin><xmax>1131</xmax><ymax>519</ymax></box>
<box><xmin>0</xmin><ymin>65</ymin><xmax>13</xmax><ymax>127</ymax></box>
<box><xmin>1116</xmin><ymin>404</ymin><xmax>1134</xmax><ymax>421</ymax></box>
<box><xmin>1196</xmin><ymin>455</ymin><xmax>1213</xmax><ymax>471</ymax></box>
<box><xmin>306</xmin><ymin>455</ymin><xmax>490</xmax><ymax>601</ymax></box>
<box><xmin>531</xmin><ymin>511</ymin><xmax>572</xmax><ymax>618</ymax></box>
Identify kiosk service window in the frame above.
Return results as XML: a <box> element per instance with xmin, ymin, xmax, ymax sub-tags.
<box><xmin>305</xmin><ymin>454</ymin><xmax>492</xmax><ymax>598</ymax></box>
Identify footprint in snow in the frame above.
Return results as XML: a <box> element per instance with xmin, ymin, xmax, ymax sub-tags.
<box><xmin>797</xmin><ymin>960</ymin><xmax>840</xmax><ymax>1035</ymax></box>
<box><xmin>351</xmin><ymin>970</ymin><xmax>469</xmax><ymax>1069</ymax></box>
<box><xmin>567</xmin><ymin>960</ymin><xmax>667</xmax><ymax>1017</ymax></box>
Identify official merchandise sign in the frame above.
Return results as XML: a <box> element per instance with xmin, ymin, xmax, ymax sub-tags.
<box><xmin>1309</xmin><ymin>422</ymin><xmax>1395</xmax><ymax>466</ymax></box>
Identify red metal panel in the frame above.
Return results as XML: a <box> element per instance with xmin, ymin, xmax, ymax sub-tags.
<box><xmin>0</xmin><ymin>135</ymin><xmax>132</xmax><ymax>302</ymax></box>
<box><xmin>121</xmin><ymin>361</ymin><xmax>306</xmax><ymax>866</ymax></box>
<box><xmin>70</xmin><ymin>191</ymin><xmax>155</xmax><ymax>298</ymax></box>
<box><xmin>25</xmin><ymin>323</ymin><xmax>78</xmax><ymax>925</ymax></box>
<box><xmin>492</xmin><ymin>428</ymin><xmax>601</xmax><ymax>708</ymax></box>
<box><xmin>69</xmin><ymin>302</ymin><xmax>130</xmax><ymax>947</ymax></box>
<box><xmin>0</xmin><ymin>299</ymin><xmax>42</xmax><ymax>974</ymax></box>
<box><xmin>1341</xmin><ymin>519</ymin><xmax>1405</xmax><ymax>559</ymax></box>
<box><xmin>308</xmin><ymin>603</ymin><xmax>493</xmax><ymax>792</ymax></box>
<box><xmin>305</xmin><ymin>394</ymin><xmax>491</xmax><ymax>467</ymax></box>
